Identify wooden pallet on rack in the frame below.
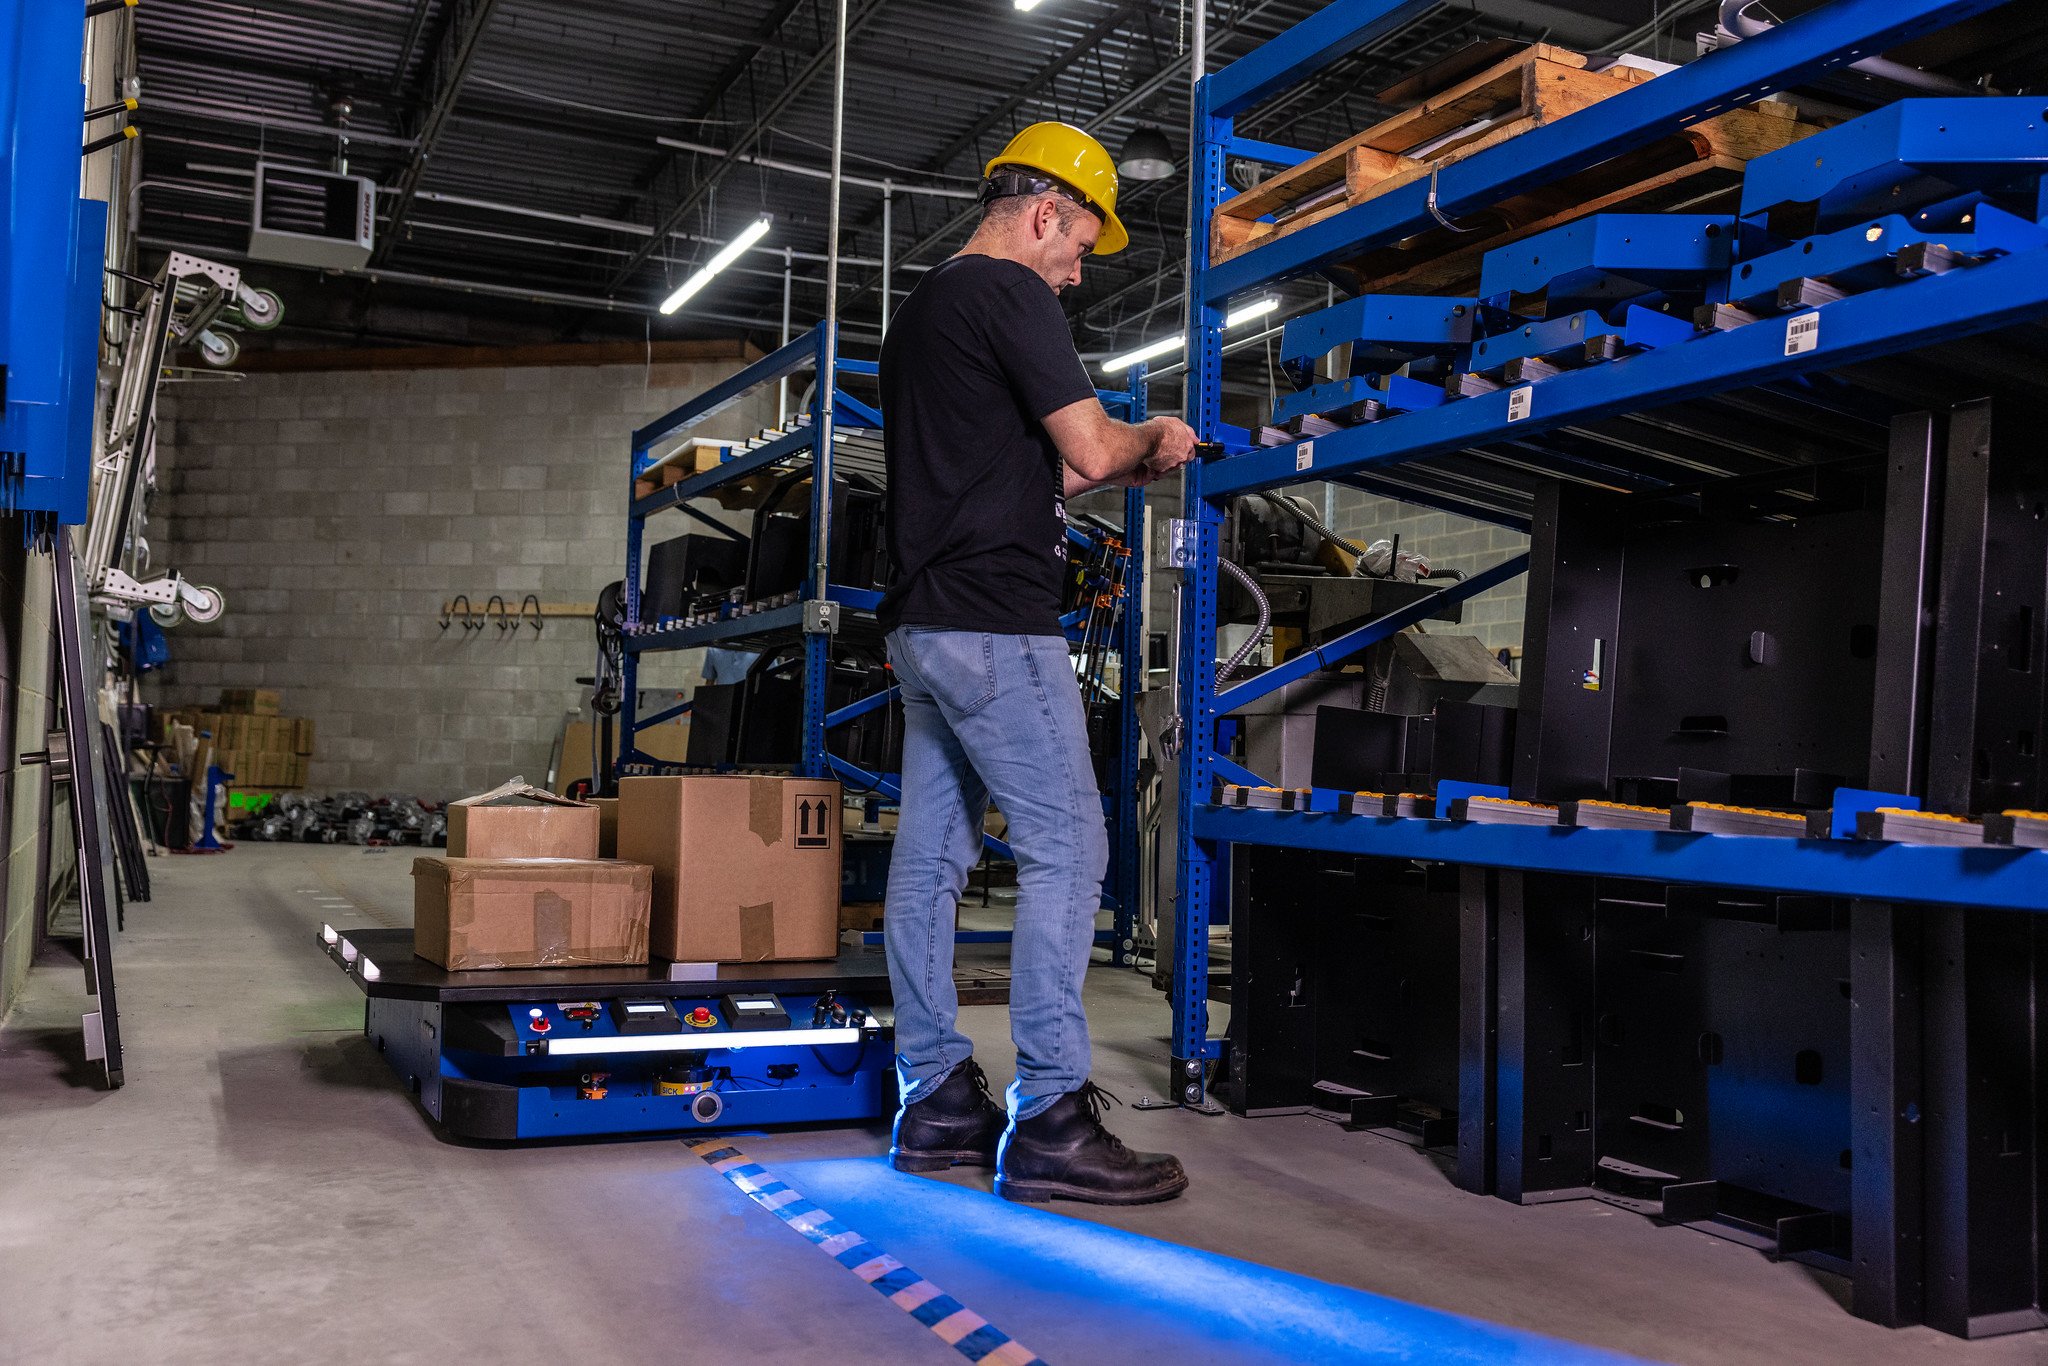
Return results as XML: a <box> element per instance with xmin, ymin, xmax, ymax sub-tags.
<box><xmin>1211</xmin><ymin>43</ymin><xmax>1655</xmax><ymax>266</ymax></box>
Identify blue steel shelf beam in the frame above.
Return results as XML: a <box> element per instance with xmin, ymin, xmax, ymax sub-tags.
<box><xmin>1194</xmin><ymin>807</ymin><xmax>2048</xmax><ymax>915</ymax></box>
<box><xmin>1205</xmin><ymin>241</ymin><xmax>2048</xmax><ymax>499</ymax></box>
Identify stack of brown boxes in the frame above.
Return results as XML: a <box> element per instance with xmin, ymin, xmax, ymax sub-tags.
<box><xmin>412</xmin><ymin>780</ymin><xmax>654</xmax><ymax>971</ymax></box>
<box><xmin>161</xmin><ymin>688</ymin><xmax>316</xmax><ymax>789</ymax></box>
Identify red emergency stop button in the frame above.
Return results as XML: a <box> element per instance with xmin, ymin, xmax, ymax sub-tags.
<box><xmin>530</xmin><ymin>1016</ymin><xmax>551</xmax><ymax>1033</ymax></box>
<box><xmin>686</xmin><ymin>1007</ymin><xmax>716</xmax><ymax>1028</ymax></box>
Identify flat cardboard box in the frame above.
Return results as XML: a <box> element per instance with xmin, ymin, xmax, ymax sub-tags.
<box><xmin>220</xmin><ymin>688</ymin><xmax>282</xmax><ymax>715</ymax></box>
<box><xmin>412</xmin><ymin>857</ymin><xmax>652</xmax><ymax>970</ymax></box>
<box><xmin>291</xmin><ymin>717</ymin><xmax>316</xmax><ymax>755</ymax></box>
<box><xmin>448</xmin><ymin>779</ymin><xmax>601</xmax><ymax>860</ymax></box>
<box><xmin>590</xmin><ymin>797</ymin><xmax>619</xmax><ymax>857</ymax></box>
<box><xmin>618</xmin><ymin>774</ymin><xmax>841</xmax><ymax>963</ymax></box>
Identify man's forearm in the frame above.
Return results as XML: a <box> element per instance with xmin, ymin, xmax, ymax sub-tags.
<box><xmin>1062</xmin><ymin>416</ymin><xmax>1161</xmax><ymax>486</ymax></box>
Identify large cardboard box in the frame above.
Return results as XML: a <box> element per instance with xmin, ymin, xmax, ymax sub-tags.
<box><xmin>618</xmin><ymin>774</ymin><xmax>841</xmax><ymax>963</ymax></box>
<box><xmin>448</xmin><ymin>780</ymin><xmax>601</xmax><ymax>860</ymax></box>
<box><xmin>291</xmin><ymin>717</ymin><xmax>317</xmax><ymax>755</ymax></box>
<box><xmin>412</xmin><ymin>857</ymin><xmax>652</xmax><ymax>970</ymax></box>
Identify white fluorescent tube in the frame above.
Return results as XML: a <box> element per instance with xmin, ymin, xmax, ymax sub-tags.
<box><xmin>1015</xmin><ymin>0</ymin><xmax>1045</xmax><ymax>9</ymax></box>
<box><xmin>1100</xmin><ymin>297</ymin><xmax>1281</xmax><ymax>373</ymax></box>
<box><xmin>659</xmin><ymin>215</ymin><xmax>774</xmax><ymax>315</ymax></box>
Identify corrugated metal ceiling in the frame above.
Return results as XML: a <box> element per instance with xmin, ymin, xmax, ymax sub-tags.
<box><xmin>130</xmin><ymin>1</ymin><xmax>1652</xmax><ymax>350</ymax></box>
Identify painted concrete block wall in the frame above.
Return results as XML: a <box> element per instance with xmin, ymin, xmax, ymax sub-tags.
<box><xmin>1326</xmin><ymin>487</ymin><xmax>1529</xmax><ymax>654</ymax></box>
<box><xmin>0</xmin><ymin>527</ymin><xmax>55</xmax><ymax>1021</ymax></box>
<box><xmin>147</xmin><ymin>357</ymin><xmax>778</xmax><ymax>798</ymax></box>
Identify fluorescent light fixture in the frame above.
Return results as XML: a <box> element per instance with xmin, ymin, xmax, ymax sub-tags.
<box><xmin>1014</xmin><ymin>0</ymin><xmax>1045</xmax><ymax>9</ymax></box>
<box><xmin>659</xmin><ymin>215</ymin><xmax>772</xmax><ymax>315</ymax></box>
<box><xmin>1100</xmin><ymin>297</ymin><xmax>1281</xmax><ymax>373</ymax></box>
<box><xmin>1225</xmin><ymin>297</ymin><xmax>1280</xmax><ymax>327</ymax></box>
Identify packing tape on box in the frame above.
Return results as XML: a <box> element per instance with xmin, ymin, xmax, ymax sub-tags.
<box><xmin>739</xmin><ymin>901</ymin><xmax>775</xmax><ymax>962</ymax></box>
<box><xmin>688</xmin><ymin>1140</ymin><xmax>1046</xmax><ymax>1366</ymax></box>
<box><xmin>749</xmin><ymin>778</ymin><xmax>782</xmax><ymax>845</ymax></box>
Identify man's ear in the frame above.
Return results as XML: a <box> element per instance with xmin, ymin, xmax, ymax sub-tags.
<box><xmin>1031</xmin><ymin>197</ymin><xmax>1060</xmax><ymax>242</ymax></box>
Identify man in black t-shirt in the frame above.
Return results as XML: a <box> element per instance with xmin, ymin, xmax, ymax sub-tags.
<box><xmin>877</xmin><ymin>122</ymin><xmax>1198</xmax><ymax>1206</ymax></box>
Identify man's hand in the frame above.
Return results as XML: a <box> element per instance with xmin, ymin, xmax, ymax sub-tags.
<box><xmin>1143</xmin><ymin>416</ymin><xmax>1199</xmax><ymax>474</ymax></box>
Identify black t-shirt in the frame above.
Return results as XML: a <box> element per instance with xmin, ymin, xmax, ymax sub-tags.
<box><xmin>877</xmin><ymin>254</ymin><xmax>1096</xmax><ymax>637</ymax></box>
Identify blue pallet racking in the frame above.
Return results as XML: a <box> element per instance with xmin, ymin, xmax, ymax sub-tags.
<box><xmin>1166</xmin><ymin>0</ymin><xmax>2040</xmax><ymax>1107</ymax></box>
<box><xmin>617</xmin><ymin>325</ymin><xmax>1152</xmax><ymax>962</ymax></box>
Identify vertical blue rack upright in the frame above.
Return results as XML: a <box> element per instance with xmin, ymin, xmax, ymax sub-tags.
<box><xmin>617</xmin><ymin>326</ymin><xmax>1152</xmax><ymax>963</ymax></box>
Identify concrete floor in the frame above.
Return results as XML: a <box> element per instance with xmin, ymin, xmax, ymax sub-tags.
<box><xmin>2</xmin><ymin>845</ymin><xmax>2044</xmax><ymax>1366</ymax></box>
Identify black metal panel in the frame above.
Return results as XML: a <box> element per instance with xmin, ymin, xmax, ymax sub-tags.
<box><xmin>1849</xmin><ymin>901</ymin><xmax>1926</xmax><ymax>1329</ymax></box>
<box><xmin>1579</xmin><ymin>884</ymin><xmax>1853</xmax><ymax>1261</ymax></box>
<box><xmin>1223</xmin><ymin>848</ymin><xmax>1463</xmax><ymax>1142</ymax></box>
<box><xmin>1493</xmin><ymin>872</ymin><xmax>1597</xmax><ymax>1204</ymax></box>
<box><xmin>1513</xmin><ymin>483</ymin><xmax>1624</xmax><ymax>802</ymax></box>
<box><xmin>1920</xmin><ymin>907</ymin><xmax>2046</xmax><ymax>1339</ymax></box>
<box><xmin>1868</xmin><ymin>413</ymin><xmax>1946</xmax><ymax>795</ymax></box>
<box><xmin>1457</xmin><ymin>865</ymin><xmax>1498</xmax><ymax>1197</ymax></box>
<box><xmin>1606</xmin><ymin>504</ymin><xmax>1884</xmax><ymax>793</ymax></box>
<box><xmin>1929</xmin><ymin>398</ymin><xmax>2048</xmax><ymax>815</ymax></box>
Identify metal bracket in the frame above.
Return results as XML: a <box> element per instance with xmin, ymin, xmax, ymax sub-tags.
<box><xmin>1163</xmin><ymin>518</ymin><xmax>1200</xmax><ymax>570</ymax></box>
<box><xmin>802</xmin><ymin>599</ymin><xmax>841</xmax><ymax>635</ymax></box>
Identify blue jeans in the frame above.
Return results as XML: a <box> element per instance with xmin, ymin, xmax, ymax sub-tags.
<box><xmin>884</xmin><ymin>628</ymin><xmax>1108</xmax><ymax>1122</ymax></box>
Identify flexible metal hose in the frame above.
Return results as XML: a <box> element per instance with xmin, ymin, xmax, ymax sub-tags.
<box><xmin>1216</xmin><ymin>559</ymin><xmax>1269</xmax><ymax>684</ymax></box>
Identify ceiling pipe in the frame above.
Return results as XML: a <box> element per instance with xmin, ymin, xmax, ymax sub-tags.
<box><xmin>1712</xmin><ymin>0</ymin><xmax>1979</xmax><ymax>94</ymax></box>
<box><xmin>134</xmin><ymin>232</ymin><xmax>884</xmax><ymax>343</ymax></box>
<box><xmin>654</xmin><ymin>136</ymin><xmax>975</xmax><ymax>199</ymax></box>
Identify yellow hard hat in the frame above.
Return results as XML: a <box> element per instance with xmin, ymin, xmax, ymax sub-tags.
<box><xmin>983</xmin><ymin>121</ymin><xmax>1129</xmax><ymax>255</ymax></box>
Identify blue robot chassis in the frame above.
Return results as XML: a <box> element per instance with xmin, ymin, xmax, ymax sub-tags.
<box><xmin>318</xmin><ymin>927</ymin><xmax>1007</xmax><ymax>1142</ymax></box>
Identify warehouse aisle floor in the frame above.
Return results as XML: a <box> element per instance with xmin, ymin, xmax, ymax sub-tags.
<box><xmin>1</xmin><ymin>846</ymin><xmax>2039</xmax><ymax>1366</ymax></box>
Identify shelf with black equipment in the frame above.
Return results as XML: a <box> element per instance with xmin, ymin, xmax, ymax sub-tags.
<box><xmin>611</xmin><ymin>323</ymin><xmax>1153</xmax><ymax>965</ymax></box>
<box><xmin>1166</xmin><ymin>0</ymin><xmax>2048</xmax><ymax>1341</ymax></box>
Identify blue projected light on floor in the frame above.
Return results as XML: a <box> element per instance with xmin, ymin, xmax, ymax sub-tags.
<box><xmin>741</xmin><ymin>1155</ymin><xmax>1645</xmax><ymax>1365</ymax></box>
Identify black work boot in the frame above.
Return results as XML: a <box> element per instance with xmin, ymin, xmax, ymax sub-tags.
<box><xmin>891</xmin><ymin>1058</ymin><xmax>1004</xmax><ymax>1173</ymax></box>
<box><xmin>995</xmin><ymin>1081</ymin><xmax>1189</xmax><ymax>1205</ymax></box>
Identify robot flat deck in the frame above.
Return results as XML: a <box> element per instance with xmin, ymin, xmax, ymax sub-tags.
<box><xmin>323</xmin><ymin>928</ymin><xmax>1011</xmax><ymax>1005</ymax></box>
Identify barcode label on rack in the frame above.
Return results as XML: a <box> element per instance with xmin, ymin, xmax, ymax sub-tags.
<box><xmin>1785</xmin><ymin>312</ymin><xmax>1821</xmax><ymax>356</ymax></box>
<box><xmin>1296</xmin><ymin>441</ymin><xmax>1314</xmax><ymax>472</ymax></box>
<box><xmin>1507</xmin><ymin>387</ymin><xmax>1534</xmax><ymax>423</ymax></box>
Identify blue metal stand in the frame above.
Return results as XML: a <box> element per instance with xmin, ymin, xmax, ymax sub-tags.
<box><xmin>1169</xmin><ymin>0</ymin><xmax>2041</xmax><ymax>1107</ymax></box>
<box><xmin>618</xmin><ymin>332</ymin><xmax>1150</xmax><ymax>961</ymax></box>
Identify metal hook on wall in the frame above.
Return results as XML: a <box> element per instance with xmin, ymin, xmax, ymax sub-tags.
<box><xmin>485</xmin><ymin>595</ymin><xmax>509</xmax><ymax>633</ymax></box>
<box><xmin>444</xmin><ymin>594</ymin><xmax>470</xmax><ymax>632</ymax></box>
<box><xmin>520</xmin><ymin>594</ymin><xmax>544</xmax><ymax>635</ymax></box>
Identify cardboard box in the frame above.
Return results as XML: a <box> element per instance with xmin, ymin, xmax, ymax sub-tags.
<box><xmin>618</xmin><ymin>774</ymin><xmax>841</xmax><ymax>963</ymax></box>
<box><xmin>412</xmin><ymin>857</ymin><xmax>652</xmax><ymax>970</ymax></box>
<box><xmin>292</xmin><ymin>717</ymin><xmax>316</xmax><ymax>755</ymax></box>
<box><xmin>220</xmin><ymin>688</ymin><xmax>282</xmax><ymax>715</ymax></box>
<box><xmin>590</xmin><ymin>797</ymin><xmax>619</xmax><ymax>857</ymax></box>
<box><xmin>448</xmin><ymin>779</ymin><xmax>601</xmax><ymax>860</ymax></box>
